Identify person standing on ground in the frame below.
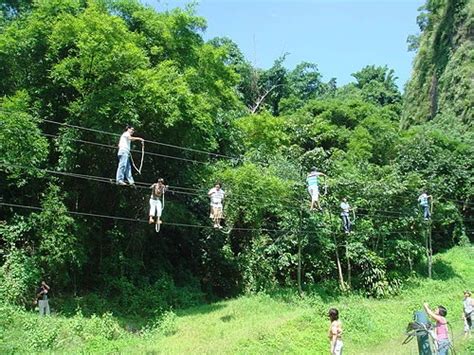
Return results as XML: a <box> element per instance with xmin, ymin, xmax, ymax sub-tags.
<box><xmin>340</xmin><ymin>197</ymin><xmax>352</xmax><ymax>233</ymax></box>
<box><xmin>116</xmin><ymin>125</ymin><xmax>144</xmax><ymax>186</ymax></box>
<box><xmin>418</xmin><ymin>191</ymin><xmax>432</xmax><ymax>220</ymax></box>
<box><xmin>423</xmin><ymin>303</ymin><xmax>450</xmax><ymax>355</ymax></box>
<box><xmin>307</xmin><ymin>167</ymin><xmax>327</xmax><ymax>211</ymax></box>
<box><xmin>208</xmin><ymin>183</ymin><xmax>225</xmax><ymax>229</ymax></box>
<box><xmin>149</xmin><ymin>178</ymin><xmax>167</xmax><ymax>226</ymax></box>
<box><xmin>36</xmin><ymin>281</ymin><xmax>50</xmax><ymax>316</ymax></box>
<box><xmin>328</xmin><ymin>308</ymin><xmax>343</xmax><ymax>355</ymax></box>
<box><xmin>463</xmin><ymin>290</ymin><xmax>473</xmax><ymax>338</ymax></box>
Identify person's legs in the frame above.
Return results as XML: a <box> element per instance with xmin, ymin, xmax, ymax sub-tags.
<box><xmin>308</xmin><ymin>187</ymin><xmax>314</xmax><ymax>210</ymax></box>
<box><xmin>212</xmin><ymin>207</ymin><xmax>223</xmax><ymax>227</ymax></box>
<box><xmin>333</xmin><ymin>340</ymin><xmax>343</xmax><ymax>355</ymax></box>
<box><xmin>423</xmin><ymin>205</ymin><xmax>430</xmax><ymax>220</ymax></box>
<box><xmin>156</xmin><ymin>200</ymin><xmax>163</xmax><ymax>224</ymax></box>
<box><xmin>216</xmin><ymin>207</ymin><xmax>223</xmax><ymax>228</ymax></box>
<box><xmin>466</xmin><ymin>312</ymin><xmax>472</xmax><ymax>337</ymax></box>
<box><xmin>313</xmin><ymin>187</ymin><xmax>320</xmax><ymax>209</ymax></box>
<box><xmin>437</xmin><ymin>339</ymin><xmax>450</xmax><ymax>355</ymax></box>
<box><xmin>125</xmin><ymin>155</ymin><xmax>134</xmax><ymax>184</ymax></box>
<box><xmin>38</xmin><ymin>300</ymin><xmax>46</xmax><ymax>316</ymax></box>
<box><xmin>116</xmin><ymin>154</ymin><xmax>127</xmax><ymax>183</ymax></box>
<box><xmin>149</xmin><ymin>199</ymin><xmax>157</xmax><ymax>224</ymax></box>
<box><xmin>342</xmin><ymin>215</ymin><xmax>350</xmax><ymax>233</ymax></box>
<box><xmin>45</xmin><ymin>300</ymin><xmax>50</xmax><ymax>316</ymax></box>
<box><xmin>308</xmin><ymin>187</ymin><xmax>319</xmax><ymax>210</ymax></box>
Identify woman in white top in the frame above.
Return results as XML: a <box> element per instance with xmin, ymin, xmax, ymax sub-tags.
<box><xmin>463</xmin><ymin>290</ymin><xmax>473</xmax><ymax>338</ymax></box>
<box><xmin>208</xmin><ymin>183</ymin><xmax>225</xmax><ymax>229</ymax></box>
<box><xmin>328</xmin><ymin>308</ymin><xmax>343</xmax><ymax>355</ymax></box>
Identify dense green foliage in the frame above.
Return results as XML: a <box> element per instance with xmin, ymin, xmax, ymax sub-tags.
<box><xmin>403</xmin><ymin>0</ymin><xmax>473</xmax><ymax>127</ymax></box>
<box><xmin>0</xmin><ymin>0</ymin><xmax>472</xmax><ymax>334</ymax></box>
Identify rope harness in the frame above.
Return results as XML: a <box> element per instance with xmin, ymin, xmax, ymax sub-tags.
<box><xmin>155</xmin><ymin>188</ymin><xmax>165</xmax><ymax>233</ymax></box>
<box><xmin>130</xmin><ymin>141</ymin><xmax>145</xmax><ymax>174</ymax></box>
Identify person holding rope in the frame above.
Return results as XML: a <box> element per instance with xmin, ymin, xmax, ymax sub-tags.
<box><xmin>149</xmin><ymin>178</ymin><xmax>167</xmax><ymax>226</ymax></box>
<box><xmin>307</xmin><ymin>167</ymin><xmax>327</xmax><ymax>211</ymax></box>
<box><xmin>418</xmin><ymin>190</ymin><xmax>433</xmax><ymax>220</ymax></box>
<box><xmin>208</xmin><ymin>183</ymin><xmax>225</xmax><ymax>229</ymax></box>
<box><xmin>340</xmin><ymin>197</ymin><xmax>352</xmax><ymax>234</ymax></box>
<box><xmin>116</xmin><ymin>125</ymin><xmax>144</xmax><ymax>186</ymax></box>
<box><xmin>463</xmin><ymin>290</ymin><xmax>473</xmax><ymax>338</ymax></box>
<box><xmin>423</xmin><ymin>303</ymin><xmax>450</xmax><ymax>354</ymax></box>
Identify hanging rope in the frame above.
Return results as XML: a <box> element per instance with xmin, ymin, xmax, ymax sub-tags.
<box><xmin>130</xmin><ymin>141</ymin><xmax>145</xmax><ymax>174</ymax></box>
<box><xmin>322</xmin><ymin>175</ymin><xmax>329</xmax><ymax>196</ymax></box>
<box><xmin>155</xmin><ymin>185</ymin><xmax>167</xmax><ymax>233</ymax></box>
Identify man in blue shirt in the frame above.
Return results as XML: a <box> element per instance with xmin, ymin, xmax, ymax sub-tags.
<box><xmin>307</xmin><ymin>167</ymin><xmax>327</xmax><ymax>211</ymax></box>
<box><xmin>417</xmin><ymin>191</ymin><xmax>432</xmax><ymax>220</ymax></box>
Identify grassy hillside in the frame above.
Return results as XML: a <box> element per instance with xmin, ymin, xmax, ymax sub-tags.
<box><xmin>1</xmin><ymin>246</ymin><xmax>473</xmax><ymax>354</ymax></box>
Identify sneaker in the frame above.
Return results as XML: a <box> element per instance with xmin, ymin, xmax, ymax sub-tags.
<box><xmin>117</xmin><ymin>181</ymin><xmax>127</xmax><ymax>186</ymax></box>
<box><xmin>148</xmin><ymin>219</ymin><xmax>154</xmax><ymax>224</ymax></box>
<box><xmin>214</xmin><ymin>224</ymin><xmax>218</xmax><ymax>228</ymax></box>
<box><xmin>218</xmin><ymin>225</ymin><xmax>223</xmax><ymax>229</ymax></box>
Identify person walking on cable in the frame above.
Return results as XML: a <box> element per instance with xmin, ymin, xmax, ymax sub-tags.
<box><xmin>35</xmin><ymin>281</ymin><xmax>50</xmax><ymax>316</ymax></box>
<box><xmin>116</xmin><ymin>125</ymin><xmax>144</xmax><ymax>186</ymax></box>
<box><xmin>340</xmin><ymin>197</ymin><xmax>352</xmax><ymax>233</ymax></box>
<box><xmin>307</xmin><ymin>167</ymin><xmax>327</xmax><ymax>211</ymax></box>
<box><xmin>149</xmin><ymin>178</ymin><xmax>167</xmax><ymax>226</ymax></box>
<box><xmin>418</xmin><ymin>190</ymin><xmax>432</xmax><ymax>220</ymax></box>
<box><xmin>208</xmin><ymin>183</ymin><xmax>225</xmax><ymax>229</ymax></box>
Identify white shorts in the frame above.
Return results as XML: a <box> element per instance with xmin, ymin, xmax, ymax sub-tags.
<box><xmin>308</xmin><ymin>186</ymin><xmax>319</xmax><ymax>201</ymax></box>
<box><xmin>332</xmin><ymin>339</ymin><xmax>343</xmax><ymax>355</ymax></box>
<box><xmin>149</xmin><ymin>199</ymin><xmax>162</xmax><ymax>217</ymax></box>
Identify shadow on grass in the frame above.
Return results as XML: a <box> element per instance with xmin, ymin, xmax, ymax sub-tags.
<box><xmin>176</xmin><ymin>302</ymin><xmax>226</xmax><ymax>318</ymax></box>
<box><xmin>431</xmin><ymin>259</ymin><xmax>460</xmax><ymax>280</ymax></box>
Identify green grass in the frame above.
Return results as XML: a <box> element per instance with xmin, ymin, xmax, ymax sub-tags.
<box><xmin>1</xmin><ymin>246</ymin><xmax>473</xmax><ymax>354</ymax></box>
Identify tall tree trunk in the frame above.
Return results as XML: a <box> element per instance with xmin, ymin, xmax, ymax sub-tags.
<box><xmin>425</xmin><ymin>223</ymin><xmax>433</xmax><ymax>278</ymax></box>
<box><xmin>297</xmin><ymin>232</ymin><xmax>302</xmax><ymax>296</ymax></box>
<box><xmin>333</xmin><ymin>233</ymin><xmax>345</xmax><ymax>291</ymax></box>
<box><xmin>345</xmin><ymin>240</ymin><xmax>351</xmax><ymax>288</ymax></box>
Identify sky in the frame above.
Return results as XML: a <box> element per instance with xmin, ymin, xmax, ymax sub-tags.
<box><xmin>156</xmin><ymin>0</ymin><xmax>424</xmax><ymax>89</ymax></box>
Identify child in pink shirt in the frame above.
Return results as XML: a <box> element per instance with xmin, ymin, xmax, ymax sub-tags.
<box><xmin>423</xmin><ymin>303</ymin><xmax>450</xmax><ymax>355</ymax></box>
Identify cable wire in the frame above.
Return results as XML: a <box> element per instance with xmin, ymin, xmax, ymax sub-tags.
<box><xmin>42</xmin><ymin>119</ymin><xmax>238</xmax><ymax>160</ymax></box>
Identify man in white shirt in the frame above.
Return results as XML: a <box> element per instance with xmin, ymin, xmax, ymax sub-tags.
<box><xmin>208</xmin><ymin>183</ymin><xmax>225</xmax><ymax>229</ymax></box>
<box><xmin>340</xmin><ymin>197</ymin><xmax>351</xmax><ymax>233</ymax></box>
<box><xmin>417</xmin><ymin>191</ymin><xmax>432</xmax><ymax>220</ymax></box>
<box><xmin>115</xmin><ymin>125</ymin><xmax>144</xmax><ymax>185</ymax></box>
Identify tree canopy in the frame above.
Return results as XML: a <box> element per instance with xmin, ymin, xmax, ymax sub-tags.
<box><xmin>0</xmin><ymin>0</ymin><xmax>472</xmax><ymax>315</ymax></box>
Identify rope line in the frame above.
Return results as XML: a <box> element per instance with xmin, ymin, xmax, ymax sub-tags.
<box><xmin>0</xmin><ymin>202</ymin><xmax>333</xmax><ymax>235</ymax></box>
<box><xmin>42</xmin><ymin>133</ymin><xmax>209</xmax><ymax>165</ymax></box>
<box><xmin>4</xmin><ymin>160</ymin><xmax>472</xmax><ymax>227</ymax></box>
<box><xmin>42</xmin><ymin>119</ymin><xmax>237</xmax><ymax>160</ymax></box>
<box><xmin>39</xmin><ymin>132</ymin><xmax>474</xmax><ymax>211</ymax></box>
